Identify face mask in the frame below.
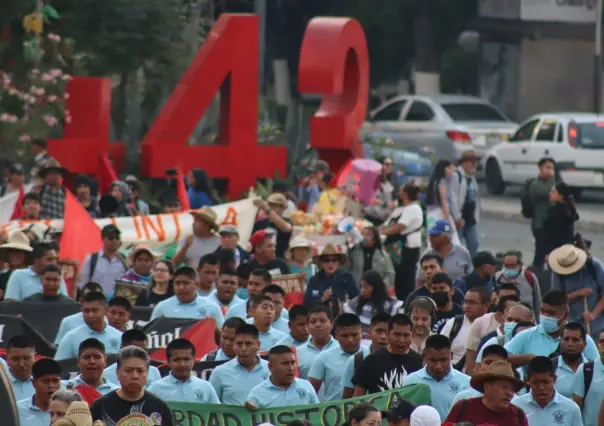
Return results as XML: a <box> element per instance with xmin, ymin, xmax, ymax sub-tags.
<box><xmin>503</xmin><ymin>322</ymin><xmax>517</xmax><ymax>340</ymax></box>
<box><xmin>502</xmin><ymin>268</ymin><xmax>521</xmax><ymax>279</ymax></box>
<box><xmin>431</xmin><ymin>291</ymin><xmax>450</xmax><ymax>307</ymax></box>
<box><xmin>540</xmin><ymin>315</ymin><xmax>562</xmax><ymax>333</ymax></box>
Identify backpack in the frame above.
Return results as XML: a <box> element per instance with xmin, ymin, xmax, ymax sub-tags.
<box><xmin>520</xmin><ymin>178</ymin><xmax>535</xmax><ymax>219</ymax></box>
<box><xmin>353</xmin><ymin>351</ymin><xmax>365</xmax><ymax>373</ymax></box>
<box><xmin>88</xmin><ymin>252</ymin><xmax>128</xmax><ymax>282</ymax></box>
<box><xmin>550</xmin><ymin>357</ymin><xmax>593</xmax><ymax>400</ymax></box>
<box><xmin>495</xmin><ymin>269</ymin><xmax>535</xmax><ymax>289</ymax></box>
<box><xmin>448</xmin><ymin>315</ymin><xmax>467</xmax><ymax>371</ymax></box>
<box><xmin>205</xmin><ymin>349</ymin><xmax>218</xmax><ymax>362</ymax></box>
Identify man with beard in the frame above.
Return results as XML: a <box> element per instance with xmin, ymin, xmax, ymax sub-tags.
<box><xmin>429</xmin><ymin>273</ymin><xmax>464</xmax><ymax>333</ymax></box>
<box><xmin>64</xmin><ymin>339</ymin><xmax>118</xmax><ymax>397</ymax></box>
<box><xmin>553</xmin><ymin>323</ymin><xmax>588</xmax><ymax>399</ymax></box>
<box><xmin>351</xmin><ymin>314</ymin><xmax>422</xmax><ymax>396</ymax></box>
<box><xmin>408</xmin><ymin>297</ymin><xmax>436</xmax><ymax>355</ymax></box>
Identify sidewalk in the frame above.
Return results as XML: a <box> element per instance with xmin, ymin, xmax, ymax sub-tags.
<box><xmin>481</xmin><ymin>196</ymin><xmax>604</xmax><ymax>233</ymax></box>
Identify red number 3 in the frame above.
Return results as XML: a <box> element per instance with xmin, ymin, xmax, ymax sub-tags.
<box><xmin>299</xmin><ymin>18</ymin><xmax>370</xmax><ymax>172</ymax></box>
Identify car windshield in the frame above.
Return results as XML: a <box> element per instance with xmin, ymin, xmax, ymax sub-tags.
<box><xmin>577</xmin><ymin>122</ymin><xmax>604</xmax><ymax>148</ymax></box>
<box><xmin>441</xmin><ymin>103</ymin><xmax>508</xmax><ymax>122</ymax></box>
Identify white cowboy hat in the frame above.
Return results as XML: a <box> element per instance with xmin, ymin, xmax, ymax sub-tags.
<box><xmin>289</xmin><ymin>236</ymin><xmax>311</xmax><ymax>250</ymax></box>
<box><xmin>548</xmin><ymin>244</ymin><xmax>588</xmax><ymax>276</ymax></box>
<box><xmin>0</xmin><ymin>231</ymin><xmax>33</xmax><ymax>255</ymax></box>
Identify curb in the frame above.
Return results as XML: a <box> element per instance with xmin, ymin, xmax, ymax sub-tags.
<box><xmin>481</xmin><ymin>207</ymin><xmax>604</xmax><ymax>233</ymax></box>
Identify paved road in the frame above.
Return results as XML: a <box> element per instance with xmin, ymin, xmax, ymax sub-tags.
<box><xmin>477</xmin><ymin>217</ymin><xmax>604</xmax><ymax>263</ymax></box>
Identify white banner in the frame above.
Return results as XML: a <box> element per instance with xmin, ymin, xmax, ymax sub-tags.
<box><xmin>0</xmin><ymin>184</ymin><xmax>34</xmax><ymax>224</ymax></box>
<box><xmin>1</xmin><ymin>198</ymin><xmax>259</xmax><ymax>251</ymax></box>
<box><xmin>521</xmin><ymin>0</ymin><xmax>597</xmax><ymax>23</ymax></box>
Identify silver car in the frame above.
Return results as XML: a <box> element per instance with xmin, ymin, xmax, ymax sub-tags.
<box><xmin>362</xmin><ymin>94</ymin><xmax>518</xmax><ymax>171</ymax></box>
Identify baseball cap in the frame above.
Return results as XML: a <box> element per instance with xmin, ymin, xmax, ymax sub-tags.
<box><xmin>429</xmin><ymin>219</ymin><xmax>452</xmax><ymax>236</ymax></box>
<box><xmin>9</xmin><ymin>164</ymin><xmax>24</xmax><ymax>175</ymax></box>
<box><xmin>101</xmin><ymin>224</ymin><xmax>121</xmax><ymax>237</ymax></box>
<box><xmin>219</xmin><ymin>224</ymin><xmax>239</xmax><ymax>235</ymax></box>
<box><xmin>250</xmin><ymin>230</ymin><xmax>271</xmax><ymax>248</ymax></box>
<box><xmin>381</xmin><ymin>399</ymin><xmax>416</xmax><ymax>422</ymax></box>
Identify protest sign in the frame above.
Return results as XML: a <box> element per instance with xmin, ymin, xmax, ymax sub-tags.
<box><xmin>167</xmin><ymin>384</ymin><xmax>431</xmax><ymax>426</ymax></box>
<box><xmin>114</xmin><ymin>281</ymin><xmax>147</xmax><ymax>305</ymax></box>
<box><xmin>272</xmin><ymin>273</ymin><xmax>306</xmax><ymax>309</ymax></box>
<box><xmin>0</xmin><ymin>314</ymin><xmax>56</xmax><ymax>357</ymax></box>
<box><xmin>0</xmin><ymin>198</ymin><xmax>258</xmax><ymax>251</ymax></box>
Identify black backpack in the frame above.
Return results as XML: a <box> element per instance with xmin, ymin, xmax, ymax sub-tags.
<box><xmin>520</xmin><ymin>178</ymin><xmax>535</xmax><ymax>219</ymax></box>
<box><xmin>550</xmin><ymin>357</ymin><xmax>594</xmax><ymax>405</ymax></box>
<box><xmin>449</xmin><ymin>315</ymin><xmax>467</xmax><ymax>371</ymax></box>
<box><xmin>205</xmin><ymin>349</ymin><xmax>218</xmax><ymax>362</ymax></box>
<box><xmin>88</xmin><ymin>252</ymin><xmax>128</xmax><ymax>282</ymax></box>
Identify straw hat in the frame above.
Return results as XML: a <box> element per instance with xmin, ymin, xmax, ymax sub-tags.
<box><xmin>129</xmin><ymin>244</ymin><xmax>157</xmax><ymax>262</ymax></box>
<box><xmin>289</xmin><ymin>236</ymin><xmax>311</xmax><ymax>250</ymax></box>
<box><xmin>0</xmin><ymin>231</ymin><xmax>33</xmax><ymax>254</ymax></box>
<box><xmin>39</xmin><ymin>158</ymin><xmax>68</xmax><ymax>178</ymax></box>
<box><xmin>548</xmin><ymin>244</ymin><xmax>588</xmax><ymax>276</ymax></box>
<box><xmin>51</xmin><ymin>401</ymin><xmax>93</xmax><ymax>426</ymax></box>
<box><xmin>190</xmin><ymin>206</ymin><xmax>219</xmax><ymax>231</ymax></box>
<box><xmin>470</xmin><ymin>360</ymin><xmax>525</xmax><ymax>393</ymax></box>
<box><xmin>313</xmin><ymin>243</ymin><xmax>346</xmax><ymax>265</ymax></box>
<box><xmin>267</xmin><ymin>193</ymin><xmax>288</xmax><ymax>208</ymax></box>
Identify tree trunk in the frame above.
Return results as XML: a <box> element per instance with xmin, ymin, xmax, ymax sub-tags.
<box><xmin>412</xmin><ymin>0</ymin><xmax>440</xmax><ymax>93</ymax></box>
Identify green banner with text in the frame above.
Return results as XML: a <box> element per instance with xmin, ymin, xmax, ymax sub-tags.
<box><xmin>167</xmin><ymin>383</ymin><xmax>431</xmax><ymax>426</ymax></box>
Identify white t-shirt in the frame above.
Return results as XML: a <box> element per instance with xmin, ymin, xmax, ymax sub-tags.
<box><xmin>177</xmin><ymin>235</ymin><xmax>220</xmax><ymax>268</ymax></box>
<box><xmin>441</xmin><ymin>315</ymin><xmax>472</xmax><ymax>368</ymax></box>
<box><xmin>388</xmin><ymin>203</ymin><xmax>423</xmax><ymax>248</ymax></box>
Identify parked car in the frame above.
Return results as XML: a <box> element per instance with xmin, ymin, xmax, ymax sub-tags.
<box><xmin>362</xmin><ymin>94</ymin><xmax>518</xmax><ymax>172</ymax></box>
<box><xmin>363</xmin><ymin>143</ymin><xmax>433</xmax><ymax>185</ymax></box>
<box><xmin>483</xmin><ymin>112</ymin><xmax>604</xmax><ymax>197</ymax></box>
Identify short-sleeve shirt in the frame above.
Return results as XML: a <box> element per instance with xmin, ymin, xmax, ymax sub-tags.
<box><xmin>252</xmin><ymin>218</ymin><xmax>292</xmax><ymax>259</ymax></box>
<box><xmin>440</xmin><ymin>315</ymin><xmax>472</xmax><ymax>366</ymax></box>
<box><xmin>147</xmin><ymin>374</ymin><xmax>220</xmax><ymax>404</ymax></box>
<box><xmin>90</xmin><ymin>390</ymin><xmax>174</xmax><ymax>426</ymax></box>
<box><xmin>150</xmin><ymin>295</ymin><xmax>224</xmax><ymax>327</ymax></box>
<box><xmin>352</xmin><ymin>348</ymin><xmax>422</xmax><ymax>394</ymax></box>
<box><xmin>103</xmin><ymin>363</ymin><xmax>161</xmax><ymax>389</ymax></box>
<box><xmin>6</xmin><ymin>369</ymin><xmax>34</xmax><ymax>402</ymax></box>
<box><xmin>245</xmin><ymin>377</ymin><xmax>318</xmax><ymax>409</ymax></box>
<box><xmin>404</xmin><ymin>366</ymin><xmax>471</xmax><ymax>419</ymax></box>
<box><xmin>571</xmin><ymin>357</ymin><xmax>604</xmax><ymax>426</ymax></box>
<box><xmin>297</xmin><ymin>337</ymin><xmax>339</xmax><ymax>379</ymax></box>
<box><xmin>308</xmin><ymin>345</ymin><xmax>369</xmax><ymax>401</ymax></box>
<box><xmin>512</xmin><ymin>391</ymin><xmax>582</xmax><ymax>426</ymax></box>
<box><xmin>177</xmin><ymin>235</ymin><xmax>220</xmax><ymax>269</ymax></box>
<box><xmin>209</xmin><ymin>357</ymin><xmax>270</xmax><ymax>405</ymax></box>
<box><xmin>415</xmin><ymin>245</ymin><xmax>473</xmax><ymax>282</ymax></box>
<box><xmin>55</xmin><ymin>324</ymin><xmax>123</xmax><ymax>360</ymax></box>
<box><xmin>446</xmin><ymin>397</ymin><xmax>528</xmax><ymax>425</ymax></box>
<box><xmin>16</xmin><ymin>396</ymin><xmax>50</xmax><ymax>426</ymax></box>
<box><xmin>554</xmin><ymin>356</ymin><xmax>587</xmax><ymax>399</ymax></box>
<box><xmin>5</xmin><ymin>267</ymin><xmax>68</xmax><ymax>301</ymax></box>
<box><xmin>385</xmin><ymin>203</ymin><xmax>423</xmax><ymax>248</ymax></box>
<box><xmin>466</xmin><ymin>312</ymin><xmax>500</xmax><ymax>351</ymax></box>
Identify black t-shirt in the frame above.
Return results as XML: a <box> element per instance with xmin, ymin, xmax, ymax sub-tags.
<box><xmin>90</xmin><ymin>390</ymin><xmax>174</xmax><ymax>426</ymax></box>
<box><xmin>432</xmin><ymin>303</ymin><xmax>464</xmax><ymax>333</ymax></box>
<box><xmin>245</xmin><ymin>258</ymin><xmax>290</xmax><ymax>276</ymax></box>
<box><xmin>23</xmin><ymin>293</ymin><xmax>78</xmax><ymax>303</ymax></box>
<box><xmin>252</xmin><ymin>218</ymin><xmax>292</xmax><ymax>258</ymax></box>
<box><xmin>135</xmin><ymin>288</ymin><xmax>173</xmax><ymax>307</ymax></box>
<box><xmin>352</xmin><ymin>348</ymin><xmax>422</xmax><ymax>394</ymax></box>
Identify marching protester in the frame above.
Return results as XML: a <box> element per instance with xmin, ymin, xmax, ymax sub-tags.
<box><xmin>247</xmin><ymin>230</ymin><xmax>291</xmax><ymax>275</ymax></box>
<box><xmin>209</xmin><ymin>324</ymin><xmax>271</xmax><ymax>404</ymax></box>
<box><xmin>74</xmin><ymin>174</ymin><xmax>99</xmax><ymax>217</ymax></box>
<box><xmin>38</xmin><ymin>159</ymin><xmax>67</xmax><ymax>219</ymax></box>
<box><xmin>201</xmin><ymin>317</ymin><xmax>246</xmax><ymax>361</ymax></box>
<box><xmin>118</xmin><ymin>244</ymin><xmax>155</xmax><ymax>286</ymax></box>
<box><xmin>297</xmin><ymin>306</ymin><xmax>339</xmax><ymax>379</ymax></box>
<box><xmin>106</xmin><ymin>297</ymin><xmax>132</xmax><ymax>332</ymax></box>
<box><xmin>216</xmin><ymin>224</ymin><xmax>250</xmax><ymax>267</ymax></box>
<box><xmin>187</xmin><ymin>168</ymin><xmax>216</xmax><ymax>209</ymax></box>
<box><xmin>24</xmin><ymin>264</ymin><xmax>76</xmax><ymax>303</ymax></box>
<box><xmin>49</xmin><ymin>390</ymin><xmax>83</xmax><ymax>424</ymax></box>
<box><xmin>103</xmin><ymin>329</ymin><xmax>161</xmax><ymax>388</ymax></box>
<box><xmin>453</xmin><ymin>250</ymin><xmax>496</xmax><ymax>294</ymax></box>
<box><xmin>347</xmin><ymin>226</ymin><xmax>395</xmax><ymax>291</ymax></box>
<box><xmin>260</xmin><ymin>284</ymin><xmax>289</xmax><ymax>332</ymax></box>
<box><xmin>173</xmin><ymin>207</ymin><xmax>220</xmax><ymax>268</ymax></box>
<box><xmin>406</xmin><ymin>254</ymin><xmax>462</xmax><ymax>309</ymax></box>
<box><xmin>246</xmin><ymin>295</ymin><xmax>287</xmax><ymax>350</ymax></box>
<box><xmin>493</xmin><ymin>250</ymin><xmax>541</xmax><ymax>314</ymax></box>
<box><xmin>342</xmin><ymin>402</ymin><xmax>383</xmax><ymax>426</ymax></box>
<box><xmin>572</xmin><ymin>329</ymin><xmax>604</xmax><ymax>426</ymax></box>
<box><xmin>245</xmin><ymin>345</ymin><xmax>319</xmax><ymax>409</ymax></box>
<box><xmin>20</xmin><ymin>192</ymin><xmax>43</xmax><ymax>220</ymax></box>
<box><xmin>287</xmin><ymin>236</ymin><xmax>315</xmax><ymax>280</ymax></box>
<box><xmin>276</xmin><ymin>304</ymin><xmax>310</xmax><ymax>347</ymax></box>
<box><xmin>225</xmin><ymin>268</ymin><xmax>280</xmax><ymax>320</ymax></box>
<box><xmin>196</xmin><ymin>253</ymin><xmax>219</xmax><ymax>296</ymax></box>
<box><xmin>425</xmin><ymin>273</ymin><xmax>464</xmax><ymax>333</ymax></box>
<box><xmin>135</xmin><ymin>259</ymin><xmax>174</xmax><ymax>307</ymax></box>
<box><xmin>408</xmin><ymin>297</ymin><xmax>436</xmax><ymax>354</ymax></box>
<box><xmin>206</xmin><ymin>267</ymin><xmax>243</xmax><ymax>313</ymax></box>
<box><xmin>553</xmin><ymin>323</ymin><xmax>588</xmax><ymax>399</ymax></box>
<box><xmin>17</xmin><ymin>358</ymin><xmax>62</xmax><ymax>426</ymax></box>
<box><xmin>252</xmin><ymin>193</ymin><xmax>293</xmax><ymax>259</ymax></box>
<box><xmin>0</xmin><ymin>231</ymin><xmax>33</xmax><ymax>300</ymax></box>
<box><xmin>147</xmin><ymin>338</ymin><xmax>220</xmax><ymax>403</ymax></box>
<box><xmin>5</xmin><ymin>335</ymin><xmax>36</xmax><ymax>401</ymax></box>
<box><xmin>63</xmin><ymin>339</ymin><xmax>118</xmax><ymax>398</ymax></box>
<box><xmin>450</xmin><ymin>150</ymin><xmax>480</xmax><ymax>257</ymax></box>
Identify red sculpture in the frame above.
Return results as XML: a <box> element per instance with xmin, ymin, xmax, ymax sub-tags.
<box><xmin>47</xmin><ymin>14</ymin><xmax>369</xmax><ymax>198</ymax></box>
<box><xmin>299</xmin><ymin>18</ymin><xmax>369</xmax><ymax>173</ymax></box>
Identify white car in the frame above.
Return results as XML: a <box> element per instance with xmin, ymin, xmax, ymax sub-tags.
<box><xmin>363</xmin><ymin>94</ymin><xmax>518</xmax><ymax>165</ymax></box>
<box><xmin>484</xmin><ymin>112</ymin><xmax>604</xmax><ymax>196</ymax></box>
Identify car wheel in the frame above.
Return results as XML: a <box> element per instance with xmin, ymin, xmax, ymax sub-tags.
<box><xmin>485</xmin><ymin>158</ymin><xmax>505</xmax><ymax>195</ymax></box>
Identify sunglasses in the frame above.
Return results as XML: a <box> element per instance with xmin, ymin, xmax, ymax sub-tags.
<box><xmin>322</xmin><ymin>257</ymin><xmax>340</xmax><ymax>264</ymax></box>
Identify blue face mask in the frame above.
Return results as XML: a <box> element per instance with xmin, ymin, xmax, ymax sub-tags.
<box><xmin>502</xmin><ymin>268</ymin><xmax>521</xmax><ymax>279</ymax></box>
<box><xmin>236</xmin><ymin>288</ymin><xmax>249</xmax><ymax>300</ymax></box>
<box><xmin>504</xmin><ymin>322</ymin><xmax>517</xmax><ymax>340</ymax></box>
<box><xmin>540</xmin><ymin>315</ymin><xmax>561</xmax><ymax>333</ymax></box>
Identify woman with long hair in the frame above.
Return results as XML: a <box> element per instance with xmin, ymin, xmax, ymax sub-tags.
<box><xmin>425</xmin><ymin>159</ymin><xmax>460</xmax><ymax>244</ymax></box>
<box><xmin>346</xmin><ymin>226</ymin><xmax>395</xmax><ymax>290</ymax></box>
<box><xmin>135</xmin><ymin>259</ymin><xmax>174</xmax><ymax>307</ymax></box>
<box><xmin>543</xmin><ymin>181</ymin><xmax>579</xmax><ymax>254</ymax></box>
<box><xmin>343</xmin><ymin>270</ymin><xmax>402</xmax><ymax>344</ymax></box>
<box><xmin>188</xmin><ymin>168</ymin><xmax>218</xmax><ymax>208</ymax></box>
<box><xmin>365</xmin><ymin>156</ymin><xmax>400</xmax><ymax>224</ymax></box>
<box><xmin>341</xmin><ymin>402</ymin><xmax>382</xmax><ymax>426</ymax></box>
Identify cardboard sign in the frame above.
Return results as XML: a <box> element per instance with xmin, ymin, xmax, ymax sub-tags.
<box><xmin>114</xmin><ymin>281</ymin><xmax>147</xmax><ymax>305</ymax></box>
<box><xmin>272</xmin><ymin>273</ymin><xmax>306</xmax><ymax>295</ymax></box>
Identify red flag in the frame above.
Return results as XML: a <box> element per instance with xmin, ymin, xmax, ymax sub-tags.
<box><xmin>73</xmin><ymin>384</ymin><xmax>102</xmax><ymax>405</ymax></box>
<box><xmin>177</xmin><ymin>167</ymin><xmax>191</xmax><ymax>211</ymax></box>
<box><xmin>98</xmin><ymin>154</ymin><xmax>118</xmax><ymax>195</ymax></box>
<box><xmin>9</xmin><ymin>185</ymin><xmax>25</xmax><ymax>220</ymax></box>
<box><xmin>60</xmin><ymin>191</ymin><xmax>103</xmax><ymax>295</ymax></box>
<box><xmin>150</xmin><ymin>318</ymin><xmax>217</xmax><ymax>362</ymax></box>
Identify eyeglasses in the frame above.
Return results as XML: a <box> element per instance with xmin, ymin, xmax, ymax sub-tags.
<box><xmin>322</xmin><ymin>257</ymin><xmax>340</xmax><ymax>264</ymax></box>
<box><xmin>155</xmin><ymin>268</ymin><xmax>170</xmax><ymax>273</ymax></box>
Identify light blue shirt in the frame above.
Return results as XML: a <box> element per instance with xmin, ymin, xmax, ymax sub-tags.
<box><xmin>225</xmin><ymin>302</ymin><xmax>289</xmax><ymax>321</ymax></box>
<box><xmin>0</xmin><ymin>356</ymin><xmax>7</xmax><ymax>372</ymax></box>
<box><xmin>209</xmin><ymin>357</ymin><xmax>270</xmax><ymax>405</ymax></box>
<box><xmin>341</xmin><ymin>347</ymin><xmax>376</xmax><ymax>390</ymax></box>
<box><xmin>147</xmin><ymin>373</ymin><xmax>220</xmax><ymax>403</ymax></box>
<box><xmin>5</xmin><ymin>266</ymin><xmax>68</xmax><ymax>301</ymax></box>
<box><xmin>55</xmin><ymin>324</ymin><xmax>123</xmax><ymax>360</ymax></box>
<box><xmin>512</xmin><ymin>391</ymin><xmax>583</xmax><ymax>426</ymax></box>
<box><xmin>103</xmin><ymin>363</ymin><xmax>161</xmax><ymax>389</ymax></box>
<box><xmin>55</xmin><ymin>312</ymin><xmax>109</xmax><ymax>344</ymax></box>
<box><xmin>246</xmin><ymin>377</ymin><xmax>319</xmax><ymax>408</ymax></box>
<box><xmin>571</xmin><ymin>356</ymin><xmax>604</xmax><ymax>426</ymax></box>
<box><xmin>476</xmin><ymin>332</ymin><xmax>508</xmax><ymax>363</ymax></box>
<box><xmin>205</xmin><ymin>290</ymin><xmax>243</xmax><ymax>310</ymax></box>
<box><xmin>200</xmin><ymin>348</ymin><xmax>232</xmax><ymax>362</ymax></box>
<box><xmin>17</xmin><ymin>396</ymin><xmax>49</xmax><ymax>426</ymax></box>
<box><xmin>276</xmin><ymin>334</ymin><xmax>309</xmax><ymax>348</ymax></box>
<box><xmin>297</xmin><ymin>337</ymin><xmax>339</xmax><ymax>379</ymax></box>
<box><xmin>258</xmin><ymin>327</ymin><xmax>287</xmax><ymax>352</ymax></box>
<box><xmin>308</xmin><ymin>345</ymin><xmax>369</xmax><ymax>401</ymax></box>
<box><xmin>246</xmin><ymin>316</ymin><xmax>289</xmax><ymax>334</ymax></box>
<box><xmin>404</xmin><ymin>366</ymin><xmax>471</xmax><ymax>420</ymax></box>
<box><xmin>555</xmin><ymin>355</ymin><xmax>587</xmax><ymax>399</ymax></box>
<box><xmin>6</xmin><ymin>369</ymin><xmax>34</xmax><ymax>402</ymax></box>
<box><xmin>505</xmin><ymin>323</ymin><xmax>599</xmax><ymax>362</ymax></box>
<box><xmin>150</xmin><ymin>295</ymin><xmax>224</xmax><ymax>327</ymax></box>
<box><xmin>452</xmin><ymin>387</ymin><xmax>483</xmax><ymax>405</ymax></box>
<box><xmin>63</xmin><ymin>375</ymin><xmax>119</xmax><ymax>395</ymax></box>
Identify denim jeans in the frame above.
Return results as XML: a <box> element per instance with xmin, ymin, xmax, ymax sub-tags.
<box><xmin>461</xmin><ymin>223</ymin><xmax>479</xmax><ymax>257</ymax></box>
